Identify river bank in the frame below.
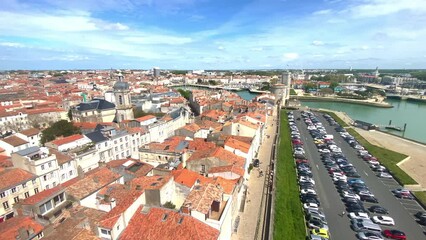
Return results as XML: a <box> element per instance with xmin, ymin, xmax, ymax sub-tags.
<box><xmin>291</xmin><ymin>95</ymin><xmax>393</xmax><ymax>108</ymax></box>
<box><xmin>313</xmin><ymin>107</ymin><xmax>426</xmax><ymax>189</ymax></box>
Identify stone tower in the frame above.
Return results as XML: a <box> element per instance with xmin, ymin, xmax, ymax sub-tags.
<box><xmin>113</xmin><ymin>73</ymin><xmax>134</xmax><ymax>122</ymax></box>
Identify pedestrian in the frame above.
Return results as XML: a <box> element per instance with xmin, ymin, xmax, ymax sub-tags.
<box><xmin>341</xmin><ymin>211</ymin><xmax>346</xmax><ymax>217</ymax></box>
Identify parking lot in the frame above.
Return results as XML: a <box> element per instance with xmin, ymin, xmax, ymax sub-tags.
<box><xmin>291</xmin><ymin>110</ymin><xmax>426</xmax><ymax>240</ymax></box>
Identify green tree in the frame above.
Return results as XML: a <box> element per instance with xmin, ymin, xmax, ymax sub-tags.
<box><xmin>67</xmin><ymin>109</ymin><xmax>73</xmax><ymax>120</ymax></box>
<box><xmin>163</xmin><ymin>201</ymin><xmax>176</xmax><ymax>209</ymax></box>
<box><xmin>329</xmin><ymin>82</ymin><xmax>339</xmax><ymax>92</ymax></box>
<box><xmin>177</xmin><ymin>89</ymin><xmax>191</xmax><ymax>100</ymax></box>
<box><xmin>41</xmin><ymin>120</ymin><xmax>81</xmax><ymax>145</ymax></box>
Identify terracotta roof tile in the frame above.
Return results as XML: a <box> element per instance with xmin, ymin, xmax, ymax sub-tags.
<box><xmin>0</xmin><ymin>168</ymin><xmax>36</xmax><ymax>191</ymax></box>
<box><xmin>130</xmin><ymin>175</ymin><xmax>172</xmax><ymax>191</ymax></box>
<box><xmin>120</xmin><ymin>207</ymin><xmax>219</xmax><ymax>240</ymax></box>
<box><xmin>21</xmin><ymin>184</ymin><xmax>64</xmax><ymax>205</ymax></box>
<box><xmin>135</xmin><ymin>115</ymin><xmax>157</xmax><ymax>122</ymax></box>
<box><xmin>183</xmin><ymin>183</ymin><xmax>223</xmax><ymax>214</ymax></box>
<box><xmin>1</xmin><ymin>135</ymin><xmax>28</xmax><ymax>147</ymax></box>
<box><xmin>49</xmin><ymin>134</ymin><xmax>84</xmax><ymax>146</ymax></box>
<box><xmin>171</xmin><ymin>169</ymin><xmax>213</xmax><ymax>188</ymax></box>
<box><xmin>19</xmin><ymin>128</ymin><xmax>40</xmax><ymax>136</ymax></box>
<box><xmin>65</xmin><ymin>167</ymin><xmax>121</xmax><ymax>200</ymax></box>
<box><xmin>48</xmin><ymin>148</ymin><xmax>73</xmax><ymax>165</ymax></box>
<box><xmin>0</xmin><ymin>216</ymin><xmax>44</xmax><ymax>239</ymax></box>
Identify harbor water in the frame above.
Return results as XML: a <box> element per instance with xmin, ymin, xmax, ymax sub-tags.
<box><xmin>301</xmin><ymin>99</ymin><xmax>426</xmax><ymax>143</ymax></box>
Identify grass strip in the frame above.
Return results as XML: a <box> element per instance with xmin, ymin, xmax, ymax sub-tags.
<box><xmin>290</xmin><ymin>89</ymin><xmax>297</xmax><ymax>95</ymax></box>
<box><xmin>318</xmin><ymin>110</ymin><xmax>349</xmax><ymax>127</ymax></box>
<box><xmin>347</xmin><ymin>128</ymin><xmax>417</xmax><ymax>185</ymax></box>
<box><xmin>413</xmin><ymin>192</ymin><xmax>426</xmax><ymax>209</ymax></box>
<box><xmin>273</xmin><ymin>110</ymin><xmax>306</xmax><ymax>239</ymax></box>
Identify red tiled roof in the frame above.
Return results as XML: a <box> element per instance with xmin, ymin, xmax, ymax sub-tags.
<box><xmin>135</xmin><ymin>115</ymin><xmax>156</xmax><ymax>122</ymax></box>
<box><xmin>0</xmin><ymin>155</ymin><xmax>12</xmax><ymax>168</ymax></box>
<box><xmin>98</xmin><ymin>186</ymin><xmax>144</xmax><ymax>229</ymax></box>
<box><xmin>120</xmin><ymin>207</ymin><xmax>219</xmax><ymax>240</ymax></box>
<box><xmin>171</xmin><ymin>169</ymin><xmax>213</xmax><ymax>188</ymax></box>
<box><xmin>130</xmin><ymin>175</ymin><xmax>172</xmax><ymax>191</ymax></box>
<box><xmin>49</xmin><ymin>134</ymin><xmax>84</xmax><ymax>146</ymax></box>
<box><xmin>21</xmin><ymin>185</ymin><xmax>64</xmax><ymax>205</ymax></box>
<box><xmin>0</xmin><ymin>168</ymin><xmax>36</xmax><ymax>191</ymax></box>
<box><xmin>19</xmin><ymin>128</ymin><xmax>40</xmax><ymax>136</ymax></box>
<box><xmin>0</xmin><ymin>216</ymin><xmax>44</xmax><ymax>239</ymax></box>
<box><xmin>1</xmin><ymin>135</ymin><xmax>28</xmax><ymax>147</ymax></box>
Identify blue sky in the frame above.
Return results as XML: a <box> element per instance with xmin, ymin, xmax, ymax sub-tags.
<box><xmin>0</xmin><ymin>0</ymin><xmax>425</xmax><ymax>70</ymax></box>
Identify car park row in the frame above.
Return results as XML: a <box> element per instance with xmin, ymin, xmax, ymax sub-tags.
<box><xmin>300</xmin><ymin>110</ymin><xmax>412</xmax><ymax>240</ymax></box>
<box><xmin>288</xmin><ymin>112</ymin><xmax>330</xmax><ymax>240</ymax></box>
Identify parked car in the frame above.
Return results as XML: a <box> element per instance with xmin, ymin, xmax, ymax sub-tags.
<box><xmin>377</xmin><ymin>172</ymin><xmax>393</xmax><ymax>179</ymax></box>
<box><xmin>349</xmin><ymin>212</ymin><xmax>370</xmax><ymax>220</ymax></box>
<box><xmin>382</xmin><ymin>229</ymin><xmax>406</xmax><ymax>240</ymax></box>
<box><xmin>310</xmin><ymin>228</ymin><xmax>329</xmax><ymax>239</ymax></box>
<box><xmin>356</xmin><ymin>231</ymin><xmax>383</xmax><ymax>240</ymax></box>
<box><xmin>371</xmin><ymin>216</ymin><xmax>395</xmax><ymax>226</ymax></box>
<box><xmin>368</xmin><ymin>205</ymin><xmax>388</xmax><ymax>214</ymax></box>
<box><xmin>253</xmin><ymin>159</ymin><xmax>260</xmax><ymax>167</ymax></box>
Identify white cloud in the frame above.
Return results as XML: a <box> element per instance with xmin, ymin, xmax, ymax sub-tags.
<box><xmin>123</xmin><ymin>35</ymin><xmax>192</xmax><ymax>45</ymax></box>
<box><xmin>313</xmin><ymin>9</ymin><xmax>332</xmax><ymax>15</ymax></box>
<box><xmin>283</xmin><ymin>53</ymin><xmax>299</xmax><ymax>60</ymax></box>
<box><xmin>349</xmin><ymin>0</ymin><xmax>426</xmax><ymax>18</ymax></box>
<box><xmin>312</xmin><ymin>40</ymin><xmax>324</xmax><ymax>46</ymax></box>
<box><xmin>217</xmin><ymin>45</ymin><xmax>225</xmax><ymax>50</ymax></box>
<box><xmin>0</xmin><ymin>42</ymin><xmax>25</xmax><ymax>48</ymax></box>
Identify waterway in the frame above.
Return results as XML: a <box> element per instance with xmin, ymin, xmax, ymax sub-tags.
<box><xmin>173</xmin><ymin>86</ymin><xmax>260</xmax><ymax>101</ymax></box>
<box><xmin>301</xmin><ymin>99</ymin><xmax>426</xmax><ymax>143</ymax></box>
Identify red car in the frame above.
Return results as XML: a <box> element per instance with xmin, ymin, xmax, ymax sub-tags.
<box><xmin>292</xmin><ymin>139</ymin><xmax>303</xmax><ymax>145</ymax></box>
<box><xmin>383</xmin><ymin>229</ymin><xmax>406</xmax><ymax>240</ymax></box>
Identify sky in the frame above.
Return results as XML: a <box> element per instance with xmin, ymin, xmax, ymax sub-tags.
<box><xmin>0</xmin><ymin>0</ymin><xmax>426</xmax><ymax>70</ymax></box>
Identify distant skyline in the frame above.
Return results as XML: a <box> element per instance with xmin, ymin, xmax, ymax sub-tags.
<box><xmin>1</xmin><ymin>0</ymin><xmax>426</xmax><ymax>70</ymax></box>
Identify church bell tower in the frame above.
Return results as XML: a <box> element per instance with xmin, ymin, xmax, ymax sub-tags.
<box><xmin>113</xmin><ymin>73</ymin><xmax>134</xmax><ymax>122</ymax></box>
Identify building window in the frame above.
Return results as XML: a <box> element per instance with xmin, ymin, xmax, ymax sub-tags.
<box><xmin>48</xmin><ymin>162</ymin><xmax>52</xmax><ymax>168</ymax></box>
<box><xmin>115</xmin><ymin>146</ymin><xmax>118</xmax><ymax>151</ymax></box>
<box><xmin>24</xmin><ymin>192</ymin><xmax>30</xmax><ymax>198</ymax></box>
<box><xmin>11</xmin><ymin>188</ymin><xmax>16</xmax><ymax>193</ymax></box>
<box><xmin>101</xmin><ymin>229</ymin><xmax>111</xmax><ymax>235</ymax></box>
<box><xmin>53</xmin><ymin>193</ymin><xmax>65</xmax><ymax>206</ymax></box>
<box><xmin>0</xmin><ymin>192</ymin><xmax>5</xmax><ymax>198</ymax></box>
<box><xmin>32</xmin><ymin>179</ymin><xmax>37</xmax><ymax>184</ymax></box>
<box><xmin>14</xmin><ymin>197</ymin><xmax>19</xmax><ymax>203</ymax></box>
<box><xmin>43</xmin><ymin>175</ymin><xmax>47</xmax><ymax>181</ymax></box>
<box><xmin>22</xmin><ymin>183</ymin><xmax>26</xmax><ymax>188</ymax></box>
<box><xmin>61</xmin><ymin>174</ymin><xmax>65</xmax><ymax>180</ymax></box>
<box><xmin>117</xmin><ymin>225</ymin><xmax>120</xmax><ymax>230</ymax></box>
<box><xmin>3</xmin><ymin>201</ymin><xmax>9</xmax><ymax>210</ymax></box>
<box><xmin>52</xmin><ymin>182</ymin><xmax>57</xmax><ymax>187</ymax></box>
<box><xmin>119</xmin><ymin>95</ymin><xmax>123</xmax><ymax>105</ymax></box>
<box><xmin>120</xmin><ymin>138</ymin><xmax>123</xmax><ymax>143</ymax></box>
<box><xmin>201</xmin><ymin>164</ymin><xmax>206</xmax><ymax>173</ymax></box>
<box><xmin>69</xmin><ymin>170</ymin><xmax>73</xmax><ymax>176</ymax></box>
<box><xmin>41</xmin><ymin>164</ymin><xmax>45</xmax><ymax>170</ymax></box>
<box><xmin>37</xmin><ymin>232</ymin><xmax>44</xmax><ymax>238</ymax></box>
<box><xmin>34</xmin><ymin>188</ymin><xmax>39</xmax><ymax>194</ymax></box>
<box><xmin>39</xmin><ymin>200</ymin><xmax>53</xmax><ymax>214</ymax></box>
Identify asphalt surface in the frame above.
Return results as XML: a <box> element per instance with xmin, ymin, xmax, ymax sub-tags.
<box><xmin>293</xmin><ymin>110</ymin><xmax>426</xmax><ymax>240</ymax></box>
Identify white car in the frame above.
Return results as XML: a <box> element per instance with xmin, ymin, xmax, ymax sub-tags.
<box><xmin>332</xmin><ymin>172</ymin><xmax>347</xmax><ymax>179</ymax></box>
<box><xmin>342</xmin><ymin>192</ymin><xmax>361</xmax><ymax>200</ymax></box>
<box><xmin>303</xmin><ymin>203</ymin><xmax>319</xmax><ymax>210</ymax></box>
<box><xmin>377</xmin><ymin>172</ymin><xmax>393</xmax><ymax>179</ymax></box>
<box><xmin>357</xmin><ymin>231</ymin><xmax>384</xmax><ymax>240</ymax></box>
<box><xmin>349</xmin><ymin>212</ymin><xmax>370</xmax><ymax>220</ymax></box>
<box><xmin>318</xmin><ymin>149</ymin><xmax>330</xmax><ymax>153</ymax></box>
<box><xmin>333</xmin><ymin>176</ymin><xmax>347</xmax><ymax>182</ymax></box>
<box><xmin>371</xmin><ymin>216</ymin><xmax>395</xmax><ymax>226</ymax></box>
<box><xmin>301</xmin><ymin>188</ymin><xmax>317</xmax><ymax>195</ymax></box>
<box><xmin>299</xmin><ymin>176</ymin><xmax>315</xmax><ymax>184</ymax></box>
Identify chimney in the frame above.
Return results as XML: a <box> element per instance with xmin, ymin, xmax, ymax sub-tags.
<box><xmin>110</xmin><ymin>198</ymin><xmax>116</xmax><ymax>209</ymax></box>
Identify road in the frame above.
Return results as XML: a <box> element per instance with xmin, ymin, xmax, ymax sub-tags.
<box><xmin>294</xmin><ymin>110</ymin><xmax>426</xmax><ymax>240</ymax></box>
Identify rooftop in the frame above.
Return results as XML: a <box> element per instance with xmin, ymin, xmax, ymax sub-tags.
<box><xmin>0</xmin><ymin>168</ymin><xmax>36</xmax><ymax>192</ymax></box>
<box><xmin>120</xmin><ymin>207</ymin><xmax>219</xmax><ymax>240</ymax></box>
<box><xmin>19</xmin><ymin>128</ymin><xmax>40</xmax><ymax>137</ymax></box>
<box><xmin>0</xmin><ymin>216</ymin><xmax>44</xmax><ymax>240</ymax></box>
<box><xmin>183</xmin><ymin>183</ymin><xmax>223</xmax><ymax>215</ymax></box>
<box><xmin>50</xmin><ymin>134</ymin><xmax>84</xmax><ymax>146</ymax></box>
<box><xmin>65</xmin><ymin>167</ymin><xmax>121</xmax><ymax>200</ymax></box>
<box><xmin>1</xmin><ymin>135</ymin><xmax>28</xmax><ymax>147</ymax></box>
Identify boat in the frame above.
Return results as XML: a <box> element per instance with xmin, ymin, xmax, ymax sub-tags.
<box><xmin>385</xmin><ymin>126</ymin><xmax>402</xmax><ymax>131</ymax></box>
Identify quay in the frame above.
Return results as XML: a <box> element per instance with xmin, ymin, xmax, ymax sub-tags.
<box><xmin>291</xmin><ymin>95</ymin><xmax>393</xmax><ymax>108</ymax></box>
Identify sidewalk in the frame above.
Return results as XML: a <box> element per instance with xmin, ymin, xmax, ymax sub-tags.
<box><xmin>232</xmin><ymin>108</ymin><xmax>278</xmax><ymax>240</ymax></box>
